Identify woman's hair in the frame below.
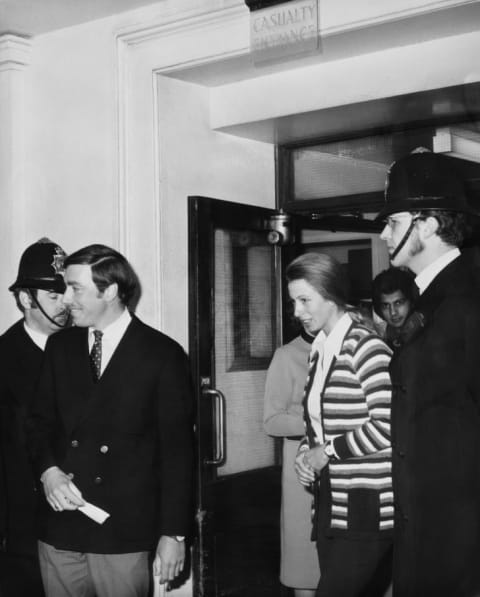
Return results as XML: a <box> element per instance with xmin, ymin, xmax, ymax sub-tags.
<box><xmin>286</xmin><ymin>252</ymin><xmax>348</xmax><ymax>308</ymax></box>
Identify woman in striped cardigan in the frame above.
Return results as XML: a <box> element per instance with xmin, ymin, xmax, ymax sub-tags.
<box><xmin>288</xmin><ymin>253</ymin><xmax>393</xmax><ymax>597</ymax></box>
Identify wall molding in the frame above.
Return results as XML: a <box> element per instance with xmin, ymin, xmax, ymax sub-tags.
<box><xmin>115</xmin><ymin>3</ymin><xmax>249</xmax><ymax>330</ymax></box>
<box><xmin>0</xmin><ymin>34</ymin><xmax>31</xmax><ymax>71</ymax></box>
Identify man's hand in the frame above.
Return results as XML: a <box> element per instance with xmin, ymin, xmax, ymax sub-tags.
<box><xmin>41</xmin><ymin>466</ymin><xmax>84</xmax><ymax>511</ymax></box>
<box><xmin>153</xmin><ymin>536</ymin><xmax>186</xmax><ymax>584</ymax></box>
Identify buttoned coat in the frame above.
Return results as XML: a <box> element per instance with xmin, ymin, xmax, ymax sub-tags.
<box><xmin>390</xmin><ymin>255</ymin><xmax>480</xmax><ymax>596</ymax></box>
<box><xmin>0</xmin><ymin>320</ymin><xmax>44</xmax><ymax>556</ymax></box>
<box><xmin>27</xmin><ymin>315</ymin><xmax>194</xmax><ymax>554</ymax></box>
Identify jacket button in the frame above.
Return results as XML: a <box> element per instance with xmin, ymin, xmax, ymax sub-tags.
<box><xmin>94</xmin><ymin>476</ymin><xmax>103</xmax><ymax>485</ymax></box>
<box><xmin>100</xmin><ymin>445</ymin><xmax>109</xmax><ymax>454</ymax></box>
<box><xmin>71</xmin><ymin>440</ymin><xmax>79</xmax><ymax>448</ymax></box>
<box><xmin>67</xmin><ymin>472</ymin><xmax>75</xmax><ymax>480</ymax></box>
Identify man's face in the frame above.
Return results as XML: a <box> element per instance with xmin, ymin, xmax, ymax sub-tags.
<box><xmin>380</xmin><ymin>211</ymin><xmax>424</xmax><ymax>268</ymax></box>
<box><xmin>379</xmin><ymin>290</ymin><xmax>411</xmax><ymax>329</ymax></box>
<box><xmin>24</xmin><ymin>289</ymin><xmax>69</xmax><ymax>335</ymax></box>
<box><xmin>62</xmin><ymin>264</ymin><xmax>109</xmax><ymax>328</ymax></box>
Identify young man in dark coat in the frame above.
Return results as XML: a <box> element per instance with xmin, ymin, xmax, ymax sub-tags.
<box><xmin>378</xmin><ymin>148</ymin><xmax>480</xmax><ymax>596</ymax></box>
<box><xmin>27</xmin><ymin>244</ymin><xmax>194</xmax><ymax>597</ymax></box>
<box><xmin>0</xmin><ymin>238</ymin><xmax>69</xmax><ymax>597</ymax></box>
<box><xmin>372</xmin><ymin>267</ymin><xmax>418</xmax><ymax>351</ymax></box>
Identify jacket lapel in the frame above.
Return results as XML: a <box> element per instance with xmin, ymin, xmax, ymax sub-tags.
<box><xmin>61</xmin><ymin>327</ymin><xmax>95</xmax><ymax>432</ymax></box>
<box><xmin>74</xmin><ymin>317</ymin><xmax>145</xmax><ymax>426</ymax></box>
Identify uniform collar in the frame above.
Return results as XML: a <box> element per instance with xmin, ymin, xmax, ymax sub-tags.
<box><xmin>23</xmin><ymin>321</ymin><xmax>48</xmax><ymax>350</ymax></box>
<box><xmin>415</xmin><ymin>248</ymin><xmax>460</xmax><ymax>295</ymax></box>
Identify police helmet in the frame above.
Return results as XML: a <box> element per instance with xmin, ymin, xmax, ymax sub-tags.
<box><xmin>376</xmin><ymin>148</ymin><xmax>476</xmax><ymax>220</ymax></box>
<box><xmin>9</xmin><ymin>238</ymin><xmax>66</xmax><ymax>293</ymax></box>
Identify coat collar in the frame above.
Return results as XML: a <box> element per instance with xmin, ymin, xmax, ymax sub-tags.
<box><xmin>64</xmin><ymin>316</ymin><xmax>145</xmax><ymax>430</ymax></box>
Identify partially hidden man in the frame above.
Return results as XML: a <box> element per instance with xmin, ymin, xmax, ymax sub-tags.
<box><xmin>27</xmin><ymin>244</ymin><xmax>194</xmax><ymax>597</ymax></box>
<box><xmin>378</xmin><ymin>148</ymin><xmax>480</xmax><ymax>596</ymax></box>
<box><xmin>0</xmin><ymin>238</ymin><xmax>69</xmax><ymax>597</ymax></box>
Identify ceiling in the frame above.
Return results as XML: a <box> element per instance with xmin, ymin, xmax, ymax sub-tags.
<box><xmin>0</xmin><ymin>0</ymin><xmax>161</xmax><ymax>36</ymax></box>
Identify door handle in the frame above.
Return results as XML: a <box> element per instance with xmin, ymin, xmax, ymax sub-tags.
<box><xmin>202</xmin><ymin>388</ymin><xmax>226</xmax><ymax>465</ymax></box>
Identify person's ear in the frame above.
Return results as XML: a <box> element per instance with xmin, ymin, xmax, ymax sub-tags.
<box><xmin>421</xmin><ymin>216</ymin><xmax>439</xmax><ymax>239</ymax></box>
<box><xmin>18</xmin><ymin>290</ymin><xmax>33</xmax><ymax>310</ymax></box>
<box><xmin>103</xmin><ymin>283</ymin><xmax>119</xmax><ymax>303</ymax></box>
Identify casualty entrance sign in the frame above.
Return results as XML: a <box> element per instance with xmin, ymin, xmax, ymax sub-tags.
<box><xmin>250</xmin><ymin>0</ymin><xmax>319</xmax><ymax>62</ymax></box>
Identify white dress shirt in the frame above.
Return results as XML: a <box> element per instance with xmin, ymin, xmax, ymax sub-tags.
<box><xmin>415</xmin><ymin>248</ymin><xmax>460</xmax><ymax>295</ymax></box>
<box><xmin>88</xmin><ymin>309</ymin><xmax>132</xmax><ymax>376</ymax></box>
<box><xmin>307</xmin><ymin>312</ymin><xmax>352</xmax><ymax>443</ymax></box>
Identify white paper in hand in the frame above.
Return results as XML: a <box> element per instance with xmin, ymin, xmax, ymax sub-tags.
<box><xmin>69</xmin><ymin>482</ymin><xmax>110</xmax><ymax>524</ymax></box>
<box><xmin>78</xmin><ymin>501</ymin><xmax>110</xmax><ymax>524</ymax></box>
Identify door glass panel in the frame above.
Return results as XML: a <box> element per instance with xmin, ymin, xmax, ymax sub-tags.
<box><xmin>214</xmin><ymin>229</ymin><xmax>276</xmax><ymax>477</ymax></box>
<box><xmin>292</xmin><ymin>127</ymin><xmax>434</xmax><ymax>201</ymax></box>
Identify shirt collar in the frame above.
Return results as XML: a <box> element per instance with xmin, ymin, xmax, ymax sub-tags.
<box><xmin>89</xmin><ymin>308</ymin><xmax>131</xmax><ymax>343</ymax></box>
<box><xmin>23</xmin><ymin>321</ymin><xmax>48</xmax><ymax>350</ymax></box>
<box><xmin>415</xmin><ymin>248</ymin><xmax>460</xmax><ymax>295</ymax></box>
<box><xmin>311</xmin><ymin>311</ymin><xmax>352</xmax><ymax>357</ymax></box>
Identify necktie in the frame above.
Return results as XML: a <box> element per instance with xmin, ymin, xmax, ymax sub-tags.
<box><xmin>90</xmin><ymin>330</ymin><xmax>103</xmax><ymax>382</ymax></box>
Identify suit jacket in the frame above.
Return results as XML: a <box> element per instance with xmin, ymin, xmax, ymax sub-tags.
<box><xmin>27</xmin><ymin>314</ymin><xmax>194</xmax><ymax>554</ymax></box>
<box><xmin>0</xmin><ymin>320</ymin><xmax>44</xmax><ymax>556</ymax></box>
<box><xmin>390</xmin><ymin>255</ymin><xmax>480</xmax><ymax>596</ymax></box>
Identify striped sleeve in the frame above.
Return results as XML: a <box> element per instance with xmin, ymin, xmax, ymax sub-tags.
<box><xmin>333</xmin><ymin>335</ymin><xmax>392</xmax><ymax>459</ymax></box>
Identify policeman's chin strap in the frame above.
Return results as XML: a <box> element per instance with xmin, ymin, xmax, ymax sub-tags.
<box><xmin>28</xmin><ymin>289</ymin><xmax>70</xmax><ymax>329</ymax></box>
<box><xmin>389</xmin><ymin>214</ymin><xmax>422</xmax><ymax>262</ymax></box>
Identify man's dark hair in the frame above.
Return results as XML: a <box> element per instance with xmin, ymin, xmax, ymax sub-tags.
<box><xmin>372</xmin><ymin>268</ymin><xmax>418</xmax><ymax>319</ymax></box>
<box><xmin>64</xmin><ymin>244</ymin><xmax>139</xmax><ymax>307</ymax></box>
<box><xmin>417</xmin><ymin>210</ymin><xmax>470</xmax><ymax>247</ymax></box>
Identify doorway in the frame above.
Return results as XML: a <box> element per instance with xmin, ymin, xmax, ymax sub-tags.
<box><xmin>188</xmin><ymin>196</ymin><xmax>389</xmax><ymax>596</ymax></box>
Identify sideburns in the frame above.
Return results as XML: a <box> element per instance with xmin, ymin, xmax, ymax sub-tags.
<box><xmin>408</xmin><ymin>230</ymin><xmax>425</xmax><ymax>258</ymax></box>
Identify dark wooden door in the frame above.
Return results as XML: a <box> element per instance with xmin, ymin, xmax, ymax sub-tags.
<box><xmin>188</xmin><ymin>196</ymin><xmax>284</xmax><ymax>597</ymax></box>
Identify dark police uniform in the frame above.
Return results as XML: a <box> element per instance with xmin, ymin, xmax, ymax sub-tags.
<box><xmin>376</xmin><ymin>151</ymin><xmax>480</xmax><ymax>596</ymax></box>
<box><xmin>0</xmin><ymin>238</ymin><xmax>67</xmax><ymax>597</ymax></box>
<box><xmin>0</xmin><ymin>321</ymin><xmax>45</xmax><ymax>596</ymax></box>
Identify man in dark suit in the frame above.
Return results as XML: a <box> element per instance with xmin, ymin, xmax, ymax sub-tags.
<box><xmin>0</xmin><ymin>238</ymin><xmax>69</xmax><ymax>597</ymax></box>
<box><xmin>27</xmin><ymin>244</ymin><xmax>193</xmax><ymax>597</ymax></box>
<box><xmin>378</xmin><ymin>149</ymin><xmax>480</xmax><ymax>596</ymax></box>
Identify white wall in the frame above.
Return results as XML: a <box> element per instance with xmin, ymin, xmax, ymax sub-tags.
<box><xmin>17</xmin><ymin>0</ymin><xmax>275</xmax><ymax>347</ymax></box>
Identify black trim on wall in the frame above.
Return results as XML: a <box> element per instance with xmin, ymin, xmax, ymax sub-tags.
<box><xmin>244</xmin><ymin>0</ymin><xmax>291</xmax><ymax>11</ymax></box>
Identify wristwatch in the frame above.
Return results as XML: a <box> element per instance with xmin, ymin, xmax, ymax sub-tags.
<box><xmin>169</xmin><ymin>535</ymin><xmax>185</xmax><ymax>542</ymax></box>
<box><xmin>324</xmin><ymin>441</ymin><xmax>336</xmax><ymax>459</ymax></box>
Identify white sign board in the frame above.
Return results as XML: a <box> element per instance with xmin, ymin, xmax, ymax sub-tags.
<box><xmin>250</xmin><ymin>0</ymin><xmax>319</xmax><ymax>63</ymax></box>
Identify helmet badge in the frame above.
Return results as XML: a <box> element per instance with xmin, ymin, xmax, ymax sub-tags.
<box><xmin>51</xmin><ymin>247</ymin><xmax>66</xmax><ymax>276</ymax></box>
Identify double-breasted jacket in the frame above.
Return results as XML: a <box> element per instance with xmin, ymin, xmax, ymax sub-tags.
<box><xmin>27</xmin><ymin>315</ymin><xmax>194</xmax><ymax>554</ymax></box>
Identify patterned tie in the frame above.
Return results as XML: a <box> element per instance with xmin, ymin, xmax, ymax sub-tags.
<box><xmin>90</xmin><ymin>330</ymin><xmax>103</xmax><ymax>382</ymax></box>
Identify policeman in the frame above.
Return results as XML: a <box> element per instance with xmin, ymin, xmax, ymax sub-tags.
<box><xmin>0</xmin><ymin>238</ymin><xmax>69</xmax><ymax>597</ymax></box>
<box><xmin>378</xmin><ymin>149</ymin><xmax>480</xmax><ymax>596</ymax></box>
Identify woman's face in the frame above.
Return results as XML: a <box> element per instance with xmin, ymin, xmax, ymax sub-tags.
<box><xmin>288</xmin><ymin>278</ymin><xmax>339</xmax><ymax>336</ymax></box>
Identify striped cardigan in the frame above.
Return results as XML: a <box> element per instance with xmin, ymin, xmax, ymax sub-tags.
<box><xmin>302</xmin><ymin>323</ymin><xmax>393</xmax><ymax>537</ymax></box>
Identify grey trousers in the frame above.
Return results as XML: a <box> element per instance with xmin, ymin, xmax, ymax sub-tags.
<box><xmin>38</xmin><ymin>541</ymin><xmax>150</xmax><ymax>597</ymax></box>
